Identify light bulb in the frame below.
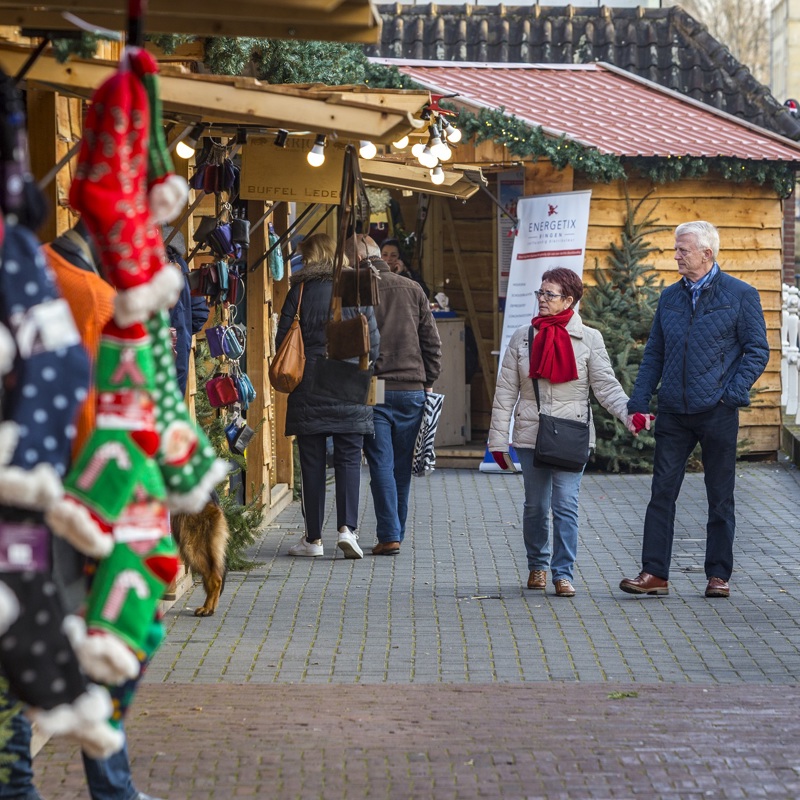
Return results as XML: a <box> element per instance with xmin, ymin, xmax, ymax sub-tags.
<box><xmin>359</xmin><ymin>140</ymin><xmax>377</xmax><ymax>159</ymax></box>
<box><xmin>411</xmin><ymin>142</ymin><xmax>425</xmax><ymax>158</ymax></box>
<box><xmin>429</xmin><ymin>126</ymin><xmax>450</xmax><ymax>161</ymax></box>
<box><xmin>438</xmin><ymin>141</ymin><xmax>452</xmax><ymax>161</ymax></box>
<box><xmin>430</xmin><ymin>165</ymin><xmax>446</xmax><ymax>185</ymax></box>
<box><xmin>441</xmin><ymin>117</ymin><xmax>462</xmax><ymax>143</ymax></box>
<box><xmin>307</xmin><ymin>134</ymin><xmax>326</xmax><ymax>167</ymax></box>
<box><xmin>176</xmin><ymin>140</ymin><xmax>195</xmax><ymax>160</ymax></box>
<box><xmin>175</xmin><ymin>122</ymin><xmax>206</xmax><ymax>159</ymax></box>
<box><xmin>392</xmin><ymin>134</ymin><xmax>409</xmax><ymax>149</ymax></box>
<box><xmin>446</xmin><ymin>125</ymin><xmax>462</xmax><ymax>143</ymax></box>
<box><xmin>418</xmin><ymin>146</ymin><xmax>438</xmax><ymax>169</ymax></box>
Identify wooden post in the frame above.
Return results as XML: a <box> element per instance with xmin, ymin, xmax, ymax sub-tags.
<box><xmin>270</xmin><ymin>203</ymin><xmax>293</xmax><ymax>488</ymax></box>
<box><xmin>26</xmin><ymin>89</ymin><xmax>81</xmax><ymax>241</ymax></box>
<box><xmin>441</xmin><ymin>198</ymin><xmax>496</xmax><ymax>404</ymax></box>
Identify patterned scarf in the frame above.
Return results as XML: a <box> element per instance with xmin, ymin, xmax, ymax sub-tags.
<box><xmin>529</xmin><ymin>308</ymin><xmax>578</xmax><ymax>384</ymax></box>
<box><xmin>684</xmin><ymin>262</ymin><xmax>719</xmax><ymax>310</ymax></box>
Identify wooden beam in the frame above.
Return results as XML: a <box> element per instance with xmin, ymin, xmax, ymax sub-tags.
<box><xmin>441</xmin><ymin>198</ymin><xmax>496</xmax><ymax>405</ymax></box>
<box><xmin>0</xmin><ymin>1</ymin><xmax>380</xmax><ymax>42</ymax></box>
<box><xmin>0</xmin><ymin>44</ymin><xmax>426</xmax><ymax>144</ymax></box>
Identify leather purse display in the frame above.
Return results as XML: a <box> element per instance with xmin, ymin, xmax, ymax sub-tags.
<box><xmin>326</xmin><ymin>312</ymin><xmax>369</xmax><ymax>361</ymax></box>
<box><xmin>336</xmin><ymin>266</ymin><xmax>380</xmax><ymax>308</ymax></box>
<box><xmin>268</xmin><ymin>283</ymin><xmax>306</xmax><ymax>394</ymax></box>
<box><xmin>205</xmin><ymin>374</ymin><xmax>239</xmax><ymax>408</ymax></box>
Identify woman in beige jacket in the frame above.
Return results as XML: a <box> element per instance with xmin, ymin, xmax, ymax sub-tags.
<box><xmin>488</xmin><ymin>268</ymin><xmax>638</xmax><ymax>597</ymax></box>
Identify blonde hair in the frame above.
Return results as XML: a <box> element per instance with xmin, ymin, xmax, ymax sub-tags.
<box><xmin>298</xmin><ymin>232</ymin><xmax>349</xmax><ymax>269</ymax></box>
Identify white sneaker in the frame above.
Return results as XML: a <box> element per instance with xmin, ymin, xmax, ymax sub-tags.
<box><xmin>336</xmin><ymin>527</ymin><xmax>363</xmax><ymax>559</ymax></box>
<box><xmin>288</xmin><ymin>535</ymin><xmax>323</xmax><ymax>557</ymax></box>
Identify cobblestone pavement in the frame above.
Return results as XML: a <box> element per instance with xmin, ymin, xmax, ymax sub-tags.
<box><xmin>33</xmin><ymin>461</ymin><xmax>800</xmax><ymax>798</ymax></box>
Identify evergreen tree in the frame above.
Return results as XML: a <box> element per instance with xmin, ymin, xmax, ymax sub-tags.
<box><xmin>580</xmin><ymin>191</ymin><xmax>668</xmax><ymax>473</ymax></box>
<box><xmin>194</xmin><ymin>340</ymin><xmax>265</xmax><ymax>571</ymax></box>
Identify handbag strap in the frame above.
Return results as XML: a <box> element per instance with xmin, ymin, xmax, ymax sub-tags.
<box><xmin>529</xmin><ymin>325</ymin><xmax>591</xmax><ymax>421</ymax></box>
<box><xmin>294</xmin><ymin>282</ymin><xmax>304</xmax><ymax>320</ymax></box>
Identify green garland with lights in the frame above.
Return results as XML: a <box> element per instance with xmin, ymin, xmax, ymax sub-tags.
<box><xmin>445</xmin><ymin>103</ymin><xmax>796</xmax><ymax>197</ymax></box>
<box><xmin>63</xmin><ymin>35</ymin><xmax>793</xmax><ymax>196</ymax></box>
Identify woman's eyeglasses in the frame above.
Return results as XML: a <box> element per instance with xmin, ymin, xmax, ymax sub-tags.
<box><xmin>535</xmin><ymin>290</ymin><xmax>566</xmax><ymax>301</ymax></box>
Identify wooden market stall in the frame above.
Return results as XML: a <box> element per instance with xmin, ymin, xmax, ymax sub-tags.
<box><xmin>0</xmin><ymin>27</ymin><xmax>433</xmax><ymax>515</ymax></box>
<box><xmin>378</xmin><ymin>60</ymin><xmax>800</xmax><ymax>457</ymax></box>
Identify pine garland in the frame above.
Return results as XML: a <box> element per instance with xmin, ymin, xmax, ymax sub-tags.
<box><xmin>445</xmin><ymin>104</ymin><xmax>796</xmax><ymax>196</ymax></box>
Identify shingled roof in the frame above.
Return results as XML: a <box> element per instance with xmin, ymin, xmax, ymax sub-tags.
<box><xmin>369</xmin><ymin>4</ymin><xmax>800</xmax><ymax>141</ymax></box>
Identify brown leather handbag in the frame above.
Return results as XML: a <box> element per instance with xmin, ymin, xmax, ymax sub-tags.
<box><xmin>269</xmin><ymin>283</ymin><xmax>306</xmax><ymax>393</ymax></box>
<box><xmin>336</xmin><ymin>265</ymin><xmax>380</xmax><ymax>308</ymax></box>
<box><xmin>326</xmin><ymin>300</ymin><xmax>370</xmax><ymax>361</ymax></box>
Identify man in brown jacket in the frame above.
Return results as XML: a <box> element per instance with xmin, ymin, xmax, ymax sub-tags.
<box><xmin>355</xmin><ymin>237</ymin><xmax>441</xmax><ymax>555</ymax></box>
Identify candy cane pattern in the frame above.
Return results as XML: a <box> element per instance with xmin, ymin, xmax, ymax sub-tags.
<box><xmin>100</xmin><ymin>568</ymin><xmax>149</xmax><ymax>623</ymax></box>
<box><xmin>76</xmin><ymin>441</ymin><xmax>132</xmax><ymax>491</ymax></box>
<box><xmin>109</xmin><ymin>346</ymin><xmax>145</xmax><ymax>386</ymax></box>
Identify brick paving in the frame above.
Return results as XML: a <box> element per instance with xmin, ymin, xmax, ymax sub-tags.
<box><xmin>33</xmin><ymin>461</ymin><xmax>800</xmax><ymax>798</ymax></box>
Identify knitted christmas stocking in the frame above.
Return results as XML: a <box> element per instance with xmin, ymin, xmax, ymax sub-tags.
<box><xmin>146</xmin><ymin>310</ymin><xmax>228</xmax><ymax>511</ymax></box>
<box><xmin>128</xmin><ymin>49</ymin><xmax>188</xmax><ymax>225</ymax></box>
<box><xmin>46</xmin><ymin>319</ymin><xmax>180</xmax><ymax>683</ymax></box>
<box><xmin>68</xmin><ymin>48</ymin><xmax>181</xmax><ymax>326</ymax></box>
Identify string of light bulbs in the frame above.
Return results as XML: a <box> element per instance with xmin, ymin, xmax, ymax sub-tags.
<box><xmin>391</xmin><ymin>110</ymin><xmax>462</xmax><ymax>185</ymax></box>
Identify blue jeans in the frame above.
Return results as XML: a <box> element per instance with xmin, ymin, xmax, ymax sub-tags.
<box><xmin>363</xmin><ymin>390</ymin><xmax>425</xmax><ymax>543</ymax></box>
<box><xmin>82</xmin><ymin>738</ymin><xmax>139</xmax><ymax>800</ymax></box>
<box><xmin>642</xmin><ymin>404</ymin><xmax>739</xmax><ymax>581</ymax></box>
<box><xmin>0</xmin><ymin>712</ymin><xmax>42</xmax><ymax>800</ymax></box>
<box><xmin>0</xmin><ymin>707</ymin><xmax>137</xmax><ymax>800</ymax></box>
<box><xmin>516</xmin><ymin>448</ymin><xmax>584</xmax><ymax>582</ymax></box>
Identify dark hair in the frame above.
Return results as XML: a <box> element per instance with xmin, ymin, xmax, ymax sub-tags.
<box><xmin>381</xmin><ymin>238</ymin><xmax>402</xmax><ymax>253</ymax></box>
<box><xmin>541</xmin><ymin>268</ymin><xmax>583</xmax><ymax>307</ymax></box>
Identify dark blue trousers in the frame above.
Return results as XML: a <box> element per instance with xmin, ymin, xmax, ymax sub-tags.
<box><xmin>642</xmin><ymin>403</ymin><xmax>739</xmax><ymax>581</ymax></box>
<box><xmin>297</xmin><ymin>432</ymin><xmax>363</xmax><ymax>542</ymax></box>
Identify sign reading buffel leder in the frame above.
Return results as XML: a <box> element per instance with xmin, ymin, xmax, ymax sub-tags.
<box><xmin>240</xmin><ymin>136</ymin><xmax>346</xmax><ymax>203</ymax></box>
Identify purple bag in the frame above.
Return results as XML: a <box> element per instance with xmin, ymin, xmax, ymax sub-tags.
<box><xmin>206</xmin><ymin>325</ymin><xmax>226</xmax><ymax>358</ymax></box>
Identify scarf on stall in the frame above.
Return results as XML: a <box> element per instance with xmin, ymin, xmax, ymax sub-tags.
<box><xmin>529</xmin><ymin>307</ymin><xmax>578</xmax><ymax>384</ymax></box>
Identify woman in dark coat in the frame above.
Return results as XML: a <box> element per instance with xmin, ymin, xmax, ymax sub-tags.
<box><xmin>275</xmin><ymin>232</ymin><xmax>380</xmax><ymax>560</ymax></box>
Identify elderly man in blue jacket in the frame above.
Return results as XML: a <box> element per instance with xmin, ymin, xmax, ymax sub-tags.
<box><xmin>620</xmin><ymin>220</ymin><xmax>770</xmax><ymax>599</ymax></box>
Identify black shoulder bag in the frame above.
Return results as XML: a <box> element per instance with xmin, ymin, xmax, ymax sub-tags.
<box><xmin>530</xmin><ymin>326</ymin><xmax>591</xmax><ymax>472</ymax></box>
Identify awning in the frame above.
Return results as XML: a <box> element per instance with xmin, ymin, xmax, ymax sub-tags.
<box><xmin>360</xmin><ymin>159</ymin><xmax>486</xmax><ymax>199</ymax></box>
<box><xmin>0</xmin><ymin>0</ymin><xmax>381</xmax><ymax>43</ymax></box>
<box><xmin>0</xmin><ymin>42</ymin><xmax>429</xmax><ymax>144</ymax></box>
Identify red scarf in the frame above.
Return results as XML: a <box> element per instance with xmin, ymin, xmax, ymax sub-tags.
<box><xmin>529</xmin><ymin>308</ymin><xmax>578</xmax><ymax>384</ymax></box>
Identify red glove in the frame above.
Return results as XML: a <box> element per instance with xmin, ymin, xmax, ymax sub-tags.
<box><xmin>631</xmin><ymin>413</ymin><xmax>655</xmax><ymax>433</ymax></box>
<box><xmin>491</xmin><ymin>451</ymin><xmax>511</xmax><ymax>470</ymax></box>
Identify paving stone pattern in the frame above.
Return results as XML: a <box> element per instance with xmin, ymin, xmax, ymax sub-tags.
<box><xmin>33</xmin><ymin>462</ymin><xmax>800</xmax><ymax>798</ymax></box>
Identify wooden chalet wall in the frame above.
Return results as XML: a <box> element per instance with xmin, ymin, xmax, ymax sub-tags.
<box><xmin>575</xmin><ymin>174</ymin><xmax>783</xmax><ymax>455</ymax></box>
<box><xmin>401</xmin><ymin>161</ymin><xmax>783</xmax><ymax>455</ymax></box>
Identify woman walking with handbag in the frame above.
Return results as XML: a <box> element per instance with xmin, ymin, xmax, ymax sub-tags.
<box><xmin>275</xmin><ymin>233</ymin><xmax>380</xmax><ymax>559</ymax></box>
<box><xmin>488</xmin><ymin>268</ymin><xmax>639</xmax><ymax>596</ymax></box>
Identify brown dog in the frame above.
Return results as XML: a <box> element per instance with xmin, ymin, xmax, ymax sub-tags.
<box><xmin>171</xmin><ymin>499</ymin><xmax>229</xmax><ymax>617</ymax></box>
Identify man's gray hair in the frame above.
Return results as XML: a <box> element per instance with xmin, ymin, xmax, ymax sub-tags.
<box><xmin>675</xmin><ymin>221</ymin><xmax>719</xmax><ymax>260</ymax></box>
<box><xmin>364</xmin><ymin>237</ymin><xmax>381</xmax><ymax>259</ymax></box>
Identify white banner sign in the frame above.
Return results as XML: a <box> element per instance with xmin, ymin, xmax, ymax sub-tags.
<box><xmin>499</xmin><ymin>190</ymin><xmax>592</xmax><ymax>355</ymax></box>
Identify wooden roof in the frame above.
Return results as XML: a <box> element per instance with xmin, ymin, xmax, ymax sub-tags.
<box><xmin>0</xmin><ymin>41</ymin><xmax>428</xmax><ymax>143</ymax></box>
<box><xmin>0</xmin><ymin>0</ymin><xmax>381</xmax><ymax>43</ymax></box>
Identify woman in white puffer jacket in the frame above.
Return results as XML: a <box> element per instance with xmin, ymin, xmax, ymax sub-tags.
<box><xmin>488</xmin><ymin>268</ymin><xmax>639</xmax><ymax>598</ymax></box>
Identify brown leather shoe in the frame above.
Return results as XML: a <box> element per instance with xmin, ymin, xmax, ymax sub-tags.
<box><xmin>372</xmin><ymin>541</ymin><xmax>400</xmax><ymax>556</ymax></box>
<box><xmin>527</xmin><ymin>570</ymin><xmax>547</xmax><ymax>590</ymax></box>
<box><xmin>554</xmin><ymin>579</ymin><xmax>575</xmax><ymax>597</ymax></box>
<box><xmin>705</xmin><ymin>577</ymin><xmax>730</xmax><ymax>598</ymax></box>
<box><xmin>619</xmin><ymin>572</ymin><xmax>669</xmax><ymax>595</ymax></box>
